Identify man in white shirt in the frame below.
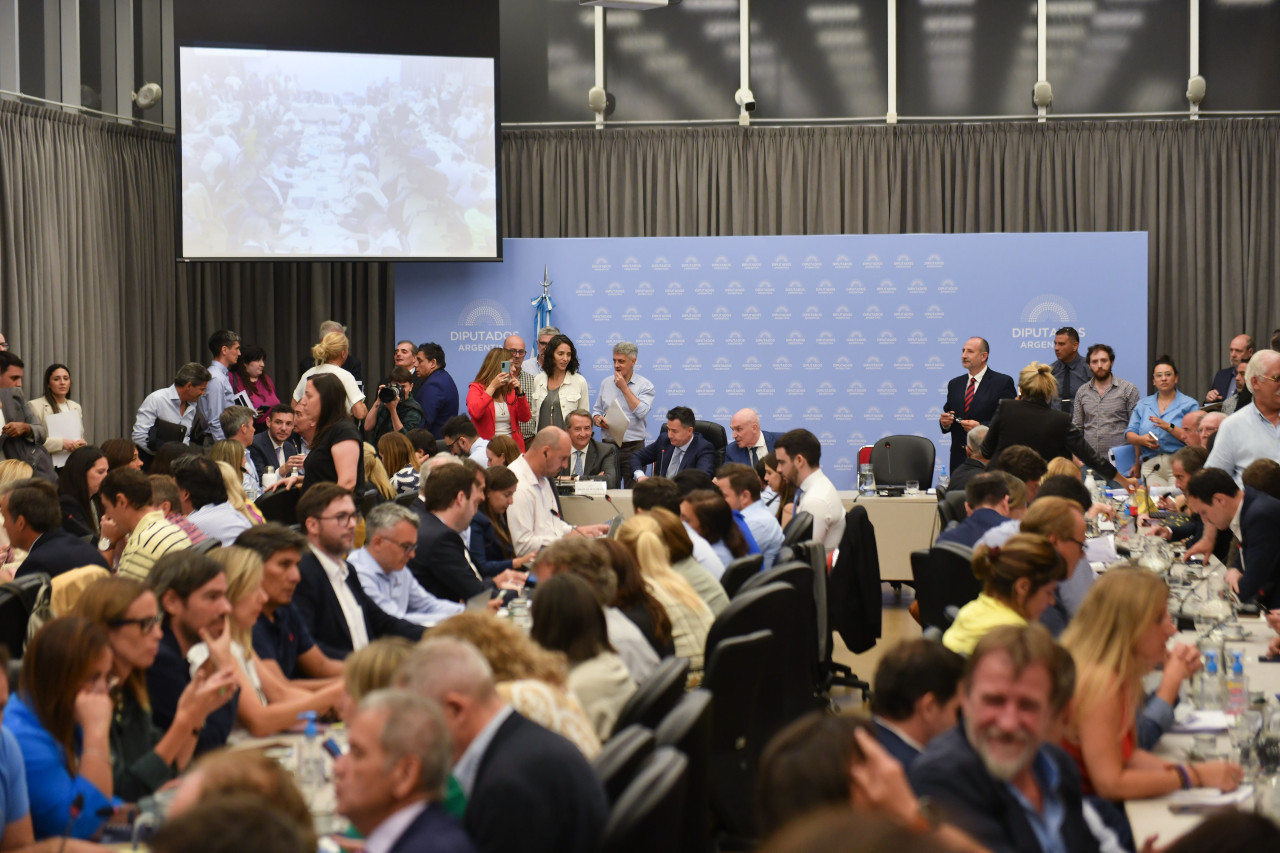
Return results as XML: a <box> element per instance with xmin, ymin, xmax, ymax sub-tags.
<box><xmin>774</xmin><ymin>428</ymin><xmax>846</xmax><ymax>552</ymax></box>
<box><xmin>590</xmin><ymin>341</ymin><xmax>656</xmax><ymax>487</ymax></box>
<box><xmin>197</xmin><ymin>329</ymin><xmax>241</xmax><ymax>441</ymax></box>
<box><xmin>173</xmin><ymin>456</ymin><xmax>252</xmax><ymax>546</ymax></box>
<box><xmin>508</xmin><ymin>427</ymin><xmax>609</xmax><ymax>556</ymax></box>
<box><xmin>714</xmin><ymin>463</ymin><xmax>785</xmax><ymax>570</ymax></box>
<box><xmin>350</xmin><ymin>503</ymin><xmax>464</xmax><ymax>627</ymax></box>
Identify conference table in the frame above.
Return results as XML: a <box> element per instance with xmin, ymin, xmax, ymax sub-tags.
<box><xmin>558</xmin><ymin>489</ymin><xmax>940</xmax><ymax>583</ymax></box>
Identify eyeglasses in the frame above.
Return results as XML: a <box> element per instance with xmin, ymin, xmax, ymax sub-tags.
<box><xmin>110</xmin><ymin>614</ymin><xmax>163</xmax><ymax>632</ymax></box>
<box><xmin>1257</xmin><ymin>374</ymin><xmax>1280</xmax><ymax>384</ymax></box>
<box><xmin>320</xmin><ymin>512</ymin><xmax>358</xmax><ymax>525</ymax></box>
<box><xmin>1068</xmin><ymin>538</ymin><xmax>1086</xmax><ymax>550</ymax></box>
<box><xmin>506</xmin><ymin>348</ymin><xmax>526</xmax><ymax>357</ymax></box>
<box><xmin>384</xmin><ymin>538</ymin><xmax>417</xmax><ymax>556</ymax></box>
<box><xmin>445</xmin><ymin>437</ymin><xmax>461</xmax><ymax>452</ymax></box>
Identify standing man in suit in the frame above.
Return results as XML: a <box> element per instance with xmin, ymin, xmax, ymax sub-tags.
<box><xmin>249</xmin><ymin>404</ymin><xmax>303</xmax><ymax>480</ymax></box>
<box><xmin>397</xmin><ymin>638</ymin><xmax>609</xmax><ymax>853</ymax></box>
<box><xmin>939</xmin><ymin>337</ymin><xmax>1017</xmax><ymax>475</ymax></box>
<box><xmin>415</xmin><ymin>342</ymin><xmax>460</xmax><ymax>440</ymax></box>
<box><xmin>725</xmin><ymin>408</ymin><xmax>779</xmax><ymax>467</ymax></box>
<box><xmin>630</xmin><ymin>406</ymin><xmax>715</xmax><ymax>481</ymax></box>
<box><xmin>293</xmin><ymin>483</ymin><xmax>424</xmax><ymax>659</ymax></box>
<box><xmin>872</xmin><ymin>639</ymin><xmax>966</xmax><ymax>770</ymax></box>
<box><xmin>590</xmin><ymin>341</ymin><xmax>655</xmax><ymax>487</ymax></box>
<box><xmin>6</xmin><ymin>477</ymin><xmax>108</xmax><ymax>578</ymax></box>
<box><xmin>335</xmin><ymin>690</ymin><xmax>476</xmax><ymax>853</ymax></box>
<box><xmin>1205</xmin><ymin>333</ymin><xmax>1254</xmax><ymax>404</ymax></box>
<box><xmin>1186</xmin><ymin>467</ymin><xmax>1280</xmax><ymax>610</ymax></box>
<box><xmin>559</xmin><ymin>409</ymin><xmax>619</xmax><ymax>489</ymax></box>
<box><xmin>0</xmin><ymin>352</ymin><xmax>55</xmax><ymax>481</ymax></box>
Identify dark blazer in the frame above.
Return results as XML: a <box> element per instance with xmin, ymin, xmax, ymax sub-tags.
<box><xmin>936</xmin><ymin>507</ymin><xmax>1009</xmax><ymax>549</ymax></box>
<box><xmin>946</xmin><ymin>457</ymin><xmax>988</xmax><ymax>497</ymax></box>
<box><xmin>724</xmin><ymin>429</ymin><xmax>780</xmax><ymax>466</ymax></box>
<box><xmin>1238</xmin><ymin>487</ymin><xmax>1280</xmax><ymax>610</ymax></box>
<box><xmin>15</xmin><ymin>526</ymin><xmax>108</xmax><ymax>579</ymax></box>
<box><xmin>910</xmin><ymin>727</ymin><xmax>1100</xmax><ymax>853</ymax></box>
<box><xmin>299</xmin><ymin>353</ymin><xmax>363</xmax><ymax>388</ymax></box>
<box><xmin>147</xmin><ymin>628</ymin><xmax>237</xmax><ymax>755</ymax></box>
<box><xmin>629</xmin><ymin>431</ymin><xmax>716</xmax><ymax>479</ymax></box>
<box><xmin>57</xmin><ymin>494</ymin><xmax>97</xmax><ymax>539</ymax></box>
<box><xmin>874</xmin><ymin>720</ymin><xmax>922</xmax><ymax>770</ymax></box>
<box><xmin>294</xmin><ymin>552</ymin><xmax>423</xmax><ymax>659</ymax></box>
<box><xmin>387</xmin><ymin>803</ymin><xmax>476</xmax><ymax>853</ymax></box>
<box><xmin>1208</xmin><ymin>365</ymin><xmax>1235</xmax><ymax>401</ymax></box>
<box><xmin>0</xmin><ymin>389</ymin><xmax>55</xmax><ymax>482</ymax></box>
<box><xmin>414</xmin><ymin>368</ymin><xmax>460</xmax><ymax>439</ymax></box>
<box><xmin>248</xmin><ymin>430</ymin><xmax>300</xmax><ymax>479</ymax></box>
<box><xmin>558</xmin><ymin>439</ymin><xmax>620</xmax><ymax>490</ymax></box>
<box><xmin>979</xmin><ymin>398</ymin><xmax>1117</xmax><ymax>478</ymax></box>
<box><xmin>465</xmin><ymin>711</ymin><xmax>608</xmax><ymax>853</ymax></box>
<box><xmin>827</xmin><ymin>505</ymin><xmax>881</xmax><ymax>654</ymax></box>
<box><xmin>941</xmin><ymin>370</ymin><xmax>1017</xmax><ymax>472</ymax></box>
<box><xmin>408</xmin><ymin>504</ymin><xmax>494</xmax><ymax>601</ymax></box>
<box><xmin>469</xmin><ymin>512</ymin><xmax>514</xmax><ymax>577</ymax></box>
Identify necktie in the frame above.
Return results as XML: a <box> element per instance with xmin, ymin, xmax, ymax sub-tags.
<box><xmin>749</xmin><ymin>446</ymin><xmax>759</xmax><ymax>466</ymax></box>
<box><xmin>1061</xmin><ymin>367</ymin><xmax>1072</xmax><ymax>401</ymax></box>
<box><xmin>964</xmin><ymin>376</ymin><xmax>976</xmax><ymax>414</ymax></box>
<box><xmin>276</xmin><ymin>443</ymin><xmax>286</xmax><ymax>470</ymax></box>
<box><xmin>574</xmin><ymin>450</ymin><xmax>585</xmax><ymax>477</ymax></box>
<box><xmin>666</xmin><ymin>446</ymin><xmax>684</xmax><ymax>477</ymax></box>
<box><xmin>793</xmin><ymin>486</ymin><xmax>804</xmax><ymax>514</ymax></box>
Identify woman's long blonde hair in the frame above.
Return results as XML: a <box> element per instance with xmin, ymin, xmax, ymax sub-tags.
<box><xmin>311</xmin><ymin>332</ymin><xmax>349</xmax><ymax>367</ymax></box>
<box><xmin>428</xmin><ymin>611</ymin><xmax>569</xmax><ymax>686</ymax></box>
<box><xmin>473</xmin><ymin>347</ymin><xmax>507</xmax><ymax>386</ymax></box>
<box><xmin>211</xmin><ymin>545</ymin><xmax>265</xmax><ymax>653</ymax></box>
<box><xmin>1061</xmin><ymin>567</ymin><xmax>1169</xmax><ymax>726</ymax></box>
<box><xmin>616</xmin><ymin>514</ymin><xmax>710</xmax><ymax>615</ymax></box>
<box><xmin>363</xmin><ymin>442</ymin><xmax>394</xmax><ymax>499</ymax></box>
<box><xmin>214</xmin><ymin>459</ymin><xmax>258</xmax><ymax>523</ymax></box>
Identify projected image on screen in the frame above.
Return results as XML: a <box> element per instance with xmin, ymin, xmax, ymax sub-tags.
<box><xmin>179</xmin><ymin>46</ymin><xmax>497</xmax><ymax>259</ymax></box>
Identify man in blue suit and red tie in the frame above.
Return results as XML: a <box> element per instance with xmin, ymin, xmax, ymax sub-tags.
<box><xmin>630</xmin><ymin>406</ymin><xmax>716</xmax><ymax>481</ymax></box>
<box><xmin>940</xmin><ymin>337</ymin><xmax>1017</xmax><ymax>474</ymax></box>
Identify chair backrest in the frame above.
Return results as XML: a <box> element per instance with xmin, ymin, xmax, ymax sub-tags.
<box><xmin>870</xmin><ymin>435</ymin><xmax>936</xmax><ymax>487</ymax></box>
<box><xmin>938</xmin><ymin>489</ymin><xmax>968</xmax><ymax>529</ymax></box>
<box><xmin>436</xmin><ymin>439</ymin><xmax>451</xmax><ymax>456</ymax></box>
<box><xmin>720</xmin><ymin>554</ymin><xmax>764</xmax><ymax>599</ymax></box>
<box><xmin>613</xmin><ymin>657</ymin><xmax>691</xmax><ymax>732</ymax></box>
<box><xmin>394</xmin><ymin>491</ymin><xmax>419</xmax><ymax>508</ymax></box>
<box><xmin>191</xmin><ymin>537</ymin><xmax>223</xmax><ymax>556</ymax></box>
<box><xmin>600</xmin><ymin>746</ymin><xmax>689</xmax><ymax>853</ymax></box>
<box><xmin>911</xmin><ymin>544</ymin><xmax>981</xmax><ymax>633</ymax></box>
<box><xmin>658</xmin><ymin>420</ymin><xmax>729</xmax><ymax>471</ymax></box>
<box><xmin>592</xmin><ymin>725</ymin><xmax>657</xmax><ymax>805</ymax></box>
<box><xmin>254</xmin><ymin>486</ymin><xmax>301</xmax><ymax>525</ymax></box>
<box><xmin>857</xmin><ymin>444</ymin><xmax>873</xmax><ymax>465</ymax></box>
<box><xmin>781</xmin><ymin>511</ymin><xmax>813</xmax><ymax>547</ymax></box>
<box><xmin>0</xmin><ymin>582</ymin><xmax>36</xmax><ymax>658</ymax></box>
<box><xmin>654</xmin><ymin>690</ymin><xmax>714</xmax><ymax>853</ymax></box>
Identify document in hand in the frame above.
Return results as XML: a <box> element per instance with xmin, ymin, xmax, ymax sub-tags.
<box><xmin>604</xmin><ymin>399</ymin><xmax>630</xmax><ymax>445</ymax></box>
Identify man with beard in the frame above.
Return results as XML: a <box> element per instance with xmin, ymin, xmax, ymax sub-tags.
<box><xmin>1071</xmin><ymin>344</ymin><xmax>1139</xmax><ymax>463</ymax></box>
<box><xmin>910</xmin><ymin>624</ymin><xmax>1100</xmax><ymax>853</ymax></box>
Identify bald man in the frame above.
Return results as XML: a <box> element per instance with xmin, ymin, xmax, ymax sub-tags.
<box><xmin>1179</xmin><ymin>410</ymin><xmax>1205</xmax><ymax>448</ymax></box>
<box><xmin>1206</xmin><ymin>334</ymin><xmax>1254</xmax><ymax>403</ymax></box>
<box><xmin>725</xmin><ymin>408</ymin><xmax>780</xmax><ymax>467</ymax></box>
<box><xmin>507</xmin><ymin>427</ymin><xmax>610</xmax><ymax>556</ymax></box>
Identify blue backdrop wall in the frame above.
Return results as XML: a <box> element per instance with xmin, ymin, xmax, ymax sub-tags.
<box><xmin>397</xmin><ymin>233</ymin><xmax>1148</xmax><ymax>489</ymax></box>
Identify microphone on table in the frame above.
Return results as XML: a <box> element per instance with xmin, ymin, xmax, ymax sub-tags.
<box><xmin>602</xmin><ymin>492</ymin><xmax>626</xmax><ymax>521</ymax></box>
<box><xmin>57</xmin><ymin>793</ymin><xmax>86</xmax><ymax>853</ymax></box>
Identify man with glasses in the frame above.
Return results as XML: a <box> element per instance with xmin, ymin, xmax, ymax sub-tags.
<box><xmin>293</xmin><ymin>483</ymin><xmax>424</xmax><ymax>660</ymax></box>
<box><xmin>442</xmin><ymin>415</ymin><xmax>488</xmax><ymax>465</ymax></box>
<box><xmin>349</xmin><ymin>502</ymin><xmax>463</xmax><ymax>627</ymax></box>
<box><xmin>1207</xmin><ymin>349</ymin><xmax>1280</xmax><ymax>484</ymax></box>
<box><xmin>522</xmin><ymin>326</ymin><xmax>560</xmax><ymax>377</ymax></box>
<box><xmin>505</xmin><ymin>334</ymin><xmax>538</xmax><ymax>445</ymax></box>
<box><xmin>99</xmin><ymin>467</ymin><xmax>192</xmax><ymax>582</ymax></box>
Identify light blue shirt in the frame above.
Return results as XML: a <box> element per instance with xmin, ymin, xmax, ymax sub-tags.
<box><xmin>592</xmin><ymin>372</ymin><xmax>655</xmax><ymax>443</ymax></box>
<box><xmin>741</xmin><ymin>499</ymin><xmax>784</xmax><ymax>570</ymax></box>
<box><xmin>1005</xmin><ymin>749</ymin><xmax>1068</xmax><ymax>853</ymax></box>
<box><xmin>197</xmin><ymin>360</ymin><xmax>236</xmax><ymax>441</ymax></box>
<box><xmin>1125</xmin><ymin>391</ymin><xmax>1200</xmax><ymax>459</ymax></box>
<box><xmin>452</xmin><ymin>704</ymin><xmax>515</xmax><ymax>797</ymax></box>
<box><xmin>187</xmin><ymin>501</ymin><xmax>253</xmax><ymax>546</ymax></box>
<box><xmin>131</xmin><ymin>385</ymin><xmax>200</xmax><ymax>452</ymax></box>
<box><xmin>348</xmin><ymin>547</ymin><xmax>463</xmax><ymax>626</ymax></box>
<box><xmin>1205</xmin><ymin>402</ymin><xmax>1280</xmax><ymax>485</ymax></box>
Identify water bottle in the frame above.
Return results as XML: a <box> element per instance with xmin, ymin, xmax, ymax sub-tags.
<box><xmin>261</xmin><ymin>466</ymin><xmax>279</xmax><ymax>490</ymax></box>
<box><xmin>937</xmin><ymin>465</ymin><xmax>949</xmax><ymax>493</ymax></box>
<box><xmin>1084</xmin><ymin>469</ymin><xmax>1097</xmax><ymax>499</ymax></box>
<box><xmin>1200</xmin><ymin>651</ymin><xmax>1224</xmax><ymax>711</ymax></box>
<box><xmin>1227</xmin><ymin>650</ymin><xmax>1249</xmax><ymax>717</ymax></box>
<box><xmin>297</xmin><ymin>711</ymin><xmax>325</xmax><ymax>796</ymax></box>
<box><xmin>858</xmin><ymin>463</ymin><xmax>876</xmax><ymax>496</ymax></box>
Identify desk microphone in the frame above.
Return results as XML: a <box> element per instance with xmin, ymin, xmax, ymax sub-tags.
<box><xmin>602</xmin><ymin>493</ymin><xmax>626</xmax><ymax>521</ymax></box>
<box><xmin>57</xmin><ymin>793</ymin><xmax>85</xmax><ymax>853</ymax></box>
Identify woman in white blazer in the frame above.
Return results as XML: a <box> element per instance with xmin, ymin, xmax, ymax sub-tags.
<box><xmin>27</xmin><ymin>363</ymin><xmax>87</xmax><ymax>459</ymax></box>
<box><xmin>530</xmin><ymin>334</ymin><xmax>591</xmax><ymax>431</ymax></box>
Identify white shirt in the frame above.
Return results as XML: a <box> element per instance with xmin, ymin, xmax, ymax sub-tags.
<box><xmin>292</xmin><ymin>364</ymin><xmax>365</xmax><ymax>412</ymax></box>
<box><xmin>684</xmin><ymin>521</ymin><xmax>725</xmax><ymax>581</ymax></box>
<box><xmin>605</xmin><ymin>607</ymin><xmax>659</xmax><ymax>685</ymax></box>
<box><xmin>362</xmin><ymin>801</ymin><xmax>428</xmax><ymax>853</ymax></box>
<box><xmin>310</xmin><ymin>544</ymin><xmax>370</xmax><ymax>651</ymax></box>
<box><xmin>469</xmin><ymin>438</ymin><xmax>490</xmax><ymax>466</ymax></box>
<box><xmin>507</xmin><ymin>455</ymin><xmax>572</xmax><ymax>556</ymax></box>
<box><xmin>795</xmin><ymin>468</ymin><xmax>846</xmax><ymax>551</ymax></box>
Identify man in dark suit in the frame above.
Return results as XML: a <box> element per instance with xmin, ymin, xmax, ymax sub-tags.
<box><xmin>399</xmin><ymin>638</ymin><xmax>609</xmax><ymax>853</ymax></box>
<box><xmin>293</xmin><ymin>484</ymin><xmax>423</xmax><ymax>659</ymax></box>
<box><xmin>871</xmin><ymin>639</ymin><xmax>966</xmax><ymax>770</ymax></box>
<box><xmin>1187</xmin><ymin>467</ymin><xmax>1280</xmax><ymax>610</ymax></box>
<box><xmin>935</xmin><ymin>473</ymin><xmax>1012</xmax><ymax>549</ymax></box>
<box><xmin>299</xmin><ymin>319</ymin><xmax>364</xmax><ymax>388</ymax></box>
<box><xmin>1204</xmin><ymin>333</ymin><xmax>1254</xmax><ymax>404</ymax></box>
<box><xmin>946</xmin><ymin>425</ymin><xmax>991</xmax><ymax>497</ymax></box>
<box><xmin>559</xmin><ymin>409</ymin><xmax>619</xmax><ymax>489</ymax></box>
<box><xmin>248</xmin><ymin>403</ymin><xmax>303</xmax><ymax>479</ymax></box>
<box><xmin>911</xmin><ymin>625</ymin><xmax>1101</xmax><ymax>853</ymax></box>
<box><xmin>629</xmin><ymin>406</ymin><xmax>715</xmax><ymax>481</ymax></box>
<box><xmin>414</xmin><ymin>342</ymin><xmax>460</xmax><ymax>439</ymax></box>
<box><xmin>5</xmin><ymin>478</ymin><xmax>108</xmax><ymax>578</ymax></box>
<box><xmin>336</xmin><ymin>690</ymin><xmax>475</xmax><ymax>853</ymax></box>
<box><xmin>939</xmin><ymin>337</ymin><xmax>1017</xmax><ymax>474</ymax></box>
<box><xmin>0</xmin><ymin>352</ymin><xmax>55</xmax><ymax>482</ymax></box>
<box><xmin>725</xmin><ymin>407</ymin><xmax>779</xmax><ymax>467</ymax></box>
<box><xmin>408</xmin><ymin>461</ymin><xmax>526</xmax><ymax>601</ymax></box>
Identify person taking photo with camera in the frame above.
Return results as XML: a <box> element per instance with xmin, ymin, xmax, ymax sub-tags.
<box><xmin>363</xmin><ymin>367</ymin><xmax>425</xmax><ymax>445</ymax></box>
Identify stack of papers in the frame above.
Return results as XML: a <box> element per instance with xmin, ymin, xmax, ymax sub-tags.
<box><xmin>1170</xmin><ymin>709</ymin><xmax>1231</xmax><ymax>733</ymax></box>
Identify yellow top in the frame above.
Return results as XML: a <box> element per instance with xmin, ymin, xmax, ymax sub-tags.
<box><xmin>941</xmin><ymin>593</ymin><xmax>1026</xmax><ymax>655</ymax></box>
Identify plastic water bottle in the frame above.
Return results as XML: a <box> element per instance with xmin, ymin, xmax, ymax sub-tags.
<box><xmin>937</xmin><ymin>465</ymin><xmax>949</xmax><ymax>493</ymax></box>
<box><xmin>297</xmin><ymin>711</ymin><xmax>325</xmax><ymax>794</ymax></box>
<box><xmin>1200</xmin><ymin>651</ymin><xmax>1224</xmax><ymax>711</ymax></box>
<box><xmin>1227</xmin><ymin>650</ymin><xmax>1249</xmax><ymax>717</ymax></box>
<box><xmin>261</xmin><ymin>466</ymin><xmax>279</xmax><ymax>490</ymax></box>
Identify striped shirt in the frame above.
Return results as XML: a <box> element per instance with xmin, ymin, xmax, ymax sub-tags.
<box><xmin>118</xmin><ymin>510</ymin><xmax>192</xmax><ymax>581</ymax></box>
<box><xmin>1072</xmin><ymin>376</ymin><xmax>1141</xmax><ymax>459</ymax></box>
<box><xmin>517</xmin><ymin>370</ymin><xmax>537</xmax><ymax>442</ymax></box>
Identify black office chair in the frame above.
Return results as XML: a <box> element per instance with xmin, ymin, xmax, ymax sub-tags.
<box><xmin>654</xmin><ymin>690</ymin><xmax>714</xmax><ymax>853</ymax></box>
<box><xmin>600</xmin><ymin>747</ymin><xmax>689</xmax><ymax>853</ymax></box>
<box><xmin>613</xmin><ymin>657</ymin><xmax>690</xmax><ymax>732</ymax></box>
<box><xmin>394</xmin><ymin>491</ymin><xmax>419</xmax><ymax>508</ymax></box>
<box><xmin>870</xmin><ymin>435</ymin><xmax>936</xmax><ymax>488</ymax></box>
<box><xmin>781</xmin><ymin>511</ymin><xmax>813</xmax><ymax>547</ymax></box>
<box><xmin>255</xmin><ymin>487</ymin><xmax>301</xmax><ymax>525</ymax></box>
<box><xmin>911</xmin><ymin>543</ymin><xmax>981</xmax><ymax>633</ymax></box>
<box><xmin>436</xmin><ymin>439</ymin><xmax>451</xmax><ymax>456</ymax></box>
<box><xmin>0</xmin><ymin>576</ymin><xmax>43</xmax><ymax>658</ymax></box>
<box><xmin>658</xmin><ymin>420</ymin><xmax>729</xmax><ymax>470</ymax></box>
<box><xmin>592</xmin><ymin>725</ymin><xmax>657</xmax><ymax>805</ymax></box>
<box><xmin>720</xmin><ymin>554</ymin><xmax>764</xmax><ymax>598</ymax></box>
<box><xmin>191</xmin><ymin>538</ymin><xmax>223</xmax><ymax>556</ymax></box>
<box><xmin>938</xmin><ymin>489</ymin><xmax>968</xmax><ymax>529</ymax></box>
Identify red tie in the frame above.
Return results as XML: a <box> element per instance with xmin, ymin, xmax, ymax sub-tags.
<box><xmin>964</xmin><ymin>376</ymin><xmax>976</xmax><ymax>414</ymax></box>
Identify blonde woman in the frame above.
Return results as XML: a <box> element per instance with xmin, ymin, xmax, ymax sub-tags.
<box><xmin>291</xmin><ymin>331</ymin><xmax>367</xmax><ymax>419</ymax></box>
<box><xmin>0</xmin><ymin>458</ymin><xmax>33</xmax><ymax>578</ymax></box>
<box><xmin>1043</xmin><ymin>456</ymin><xmax>1081</xmax><ymax>481</ymax></box>
<box><xmin>336</xmin><ymin>637</ymin><xmax>416</xmax><ymax>721</ymax></box>
<box><xmin>616</xmin><ymin>513</ymin><xmax>714</xmax><ymax>676</ymax></box>
<box><xmin>196</xmin><ymin>546</ymin><xmax>345</xmax><ymax>738</ymax></box>
<box><xmin>211</xmin><ymin>438</ymin><xmax>261</xmax><ymax>502</ymax></box>
<box><xmin>362</xmin><ymin>442</ymin><xmax>395</xmax><ymax>500</ymax></box>
<box><xmin>213</xmin><ymin>459</ymin><xmax>264</xmax><ymax>525</ymax></box>
<box><xmin>1061</xmin><ymin>568</ymin><xmax>1240</xmax><ymax>801</ymax></box>
<box><xmin>530</xmin><ymin>334</ymin><xmax>590</xmax><ymax>431</ymax></box>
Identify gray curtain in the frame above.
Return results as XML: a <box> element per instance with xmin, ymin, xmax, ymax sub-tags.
<box><xmin>0</xmin><ymin>100</ymin><xmax>394</xmax><ymax>444</ymax></box>
<box><xmin>502</xmin><ymin>120</ymin><xmax>1280</xmax><ymax>396</ymax></box>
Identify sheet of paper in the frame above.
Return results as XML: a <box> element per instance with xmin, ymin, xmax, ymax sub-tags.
<box><xmin>45</xmin><ymin>411</ymin><xmax>83</xmax><ymax>468</ymax></box>
<box><xmin>233</xmin><ymin>391</ymin><xmax>254</xmax><ymax>409</ymax></box>
<box><xmin>604</xmin><ymin>399</ymin><xmax>630</xmax><ymax>445</ymax></box>
<box><xmin>1170</xmin><ymin>709</ymin><xmax>1230</xmax><ymax>733</ymax></box>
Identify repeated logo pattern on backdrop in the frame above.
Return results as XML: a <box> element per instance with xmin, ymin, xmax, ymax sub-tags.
<box><xmin>397</xmin><ymin>233</ymin><xmax>1148</xmax><ymax>489</ymax></box>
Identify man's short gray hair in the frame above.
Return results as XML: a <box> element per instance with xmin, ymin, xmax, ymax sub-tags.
<box><xmin>537</xmin><ymin>326</ymin><xmax>560</xmax><ymax>339</ymax></box>
<box><xmin>360</xmin><ymin>689</ymin><xmax>453</xmax><ymax>799</ymax></box>
<box><xmin>613</xmin><ymin>341</ymin><xmax>638</xmax><ymax>359</ymax></box>
<box><xmin>319</xmin><ymin>320</ymin><xmax>347</xmax><ymax>336</ymax></box>
<box><xmin>419</xmin><ymin>453</ymin><xmax>462</xmax><ymax>495</ymax></box>
<box><xmin>219</xmin><ymin>406</ymin><xmax>255</xmax><ymax>438</ymax></box>
<box><xmin>967</xmin><ymin>424</ymin><xmax>990</xmax><ymax>455</ymax></box>
<box><xmin>365</xmin><ymin>502</ymin><xmax>419</xmax><ymax>538</ymax></box>
<box><xmin>396</xmin><ymin>339</ymin><xmax>419</xmax><ymax>353</ymax></box>
<box><xmin>396</xmin><ymin>637</ymin><xmax>496</xmax><ymax>704</ymax></box>
<box><xmin>174</xmin><ymin>362</ymin><xmax>212</xmax><ymax>387</ymax></box>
